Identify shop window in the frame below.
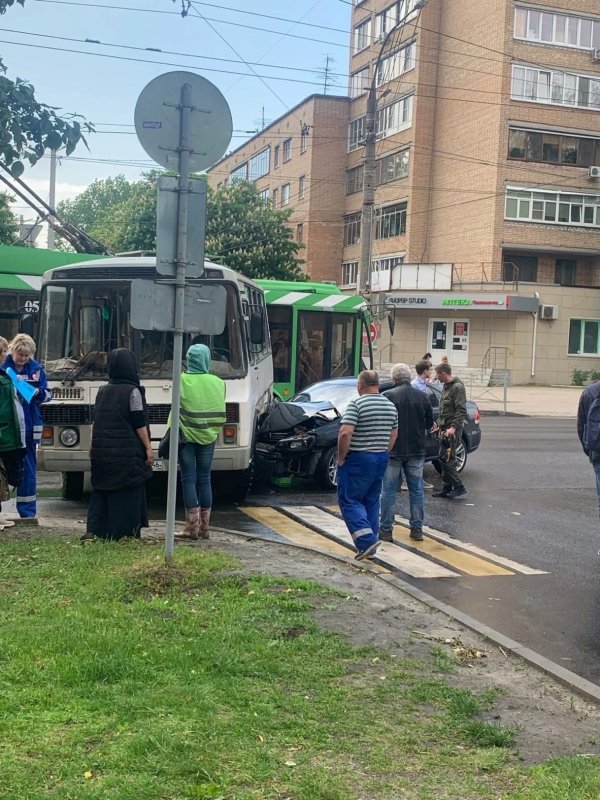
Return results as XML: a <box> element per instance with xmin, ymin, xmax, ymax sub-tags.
<box><xmin>569</xmin><ymin>319</ymin><xmax>600</xmax><ymax>355</ymax></box>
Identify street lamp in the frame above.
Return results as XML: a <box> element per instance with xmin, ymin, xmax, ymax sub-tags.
<box><xmin>358</xmin><ymin>0</ymin><xmax>428</xmax><ymax>298</ymax></box>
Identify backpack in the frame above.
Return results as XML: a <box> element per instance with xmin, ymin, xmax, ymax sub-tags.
<box><xmin>585</xmin><ymin>383</ymin><xmax>600</xmax><ymax>453</ymax></box>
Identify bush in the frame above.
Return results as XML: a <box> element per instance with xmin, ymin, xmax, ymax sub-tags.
<box><xmin>571</xmin><ymin>369</ymin><xmax>590</xmax><ymax>386</ymax></box>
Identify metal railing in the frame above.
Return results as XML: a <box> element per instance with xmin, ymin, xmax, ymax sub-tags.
<box><xmin>481</xmin><ymin>346</ymin><xmax>508</xmax><ymax>373</ymax></box>
<box><xmin>465</xmin><ymin>372</ymin><xmax>509</xmax><ymax>416</ymax></box>
<box><xmin>451</xmin><ymin>262</ymin><xmax>520</xmax><ymax>290</ymax></box>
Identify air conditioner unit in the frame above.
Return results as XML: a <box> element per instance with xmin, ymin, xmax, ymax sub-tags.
<box><xmin>588</xmin><ymin>165</ymin><xmax>600</xmax><ymax>179</ymax></box>
<box><xmin>539</xmin><ymin>304</ymin><xmax>558</xmax><ymax>321</ymax></box>
<box><xmin>592</xmin><ymin>48</ymin><xmax>600</xmax><ymax>62</ymax></box>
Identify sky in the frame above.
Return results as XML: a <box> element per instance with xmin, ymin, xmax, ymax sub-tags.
<box><xmin>1</xmin><ymin>0</ymin><xmax>351</xmax><ymax>233</ymax></box>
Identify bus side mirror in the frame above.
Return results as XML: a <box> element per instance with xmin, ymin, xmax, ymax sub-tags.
<box><xmin>250</xmin><ymin>311</ymin><xmax>265</xmax><ymax>345</ymax></box>
<box><xmin>19</xmin><ymin>313</ymin><xmax>38</xmax><ymax>339</ymax></box>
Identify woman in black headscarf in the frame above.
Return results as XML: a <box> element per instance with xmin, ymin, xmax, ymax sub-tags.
<box><xmin>82</xmin><ymin>349</ymin><xmax>153</xmax><ymax>542</ymax></box>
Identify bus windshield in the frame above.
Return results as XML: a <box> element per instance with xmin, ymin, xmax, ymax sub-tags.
<box><xmin>39</xmin><ymin>281</ymin><xmax>247</xmax><ymax>380</ymax></box>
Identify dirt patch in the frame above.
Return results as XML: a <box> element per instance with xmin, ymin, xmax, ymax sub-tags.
<box><xmin>18</xmin><ymin>523</ymin><xmax>600</xmax><ymax>764</ymax></box>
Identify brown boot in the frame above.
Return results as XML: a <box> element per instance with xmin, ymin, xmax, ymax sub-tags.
<box><xmin>199</xmin><ymin>508</ymin><xmax>211</xmax><ymax>539</ymax></box>
<box><xmin>178</xmin><ymin>507</ymin><xmax>199</xmax><ymax>540</ymax></box>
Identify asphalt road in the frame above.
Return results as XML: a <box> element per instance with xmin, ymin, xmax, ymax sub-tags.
<box><xmin>229</xmin><ymin>416</ymin><xmax>600</xmax><ymax>686</ymax></box>
<box><xmin>25</xmin><ymin>416</ymin><xmax>600</xmax><ymax>685</ymax></box>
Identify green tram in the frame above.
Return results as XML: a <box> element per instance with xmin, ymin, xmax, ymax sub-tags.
<box><xmin>256</xmin><ymin>279</ymin><xmax>373</xmax><ymax>400</ymax></box>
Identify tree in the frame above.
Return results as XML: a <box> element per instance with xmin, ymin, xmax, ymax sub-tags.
<box><xmin>0</xmin><ymin>191</ymin><xmax>18</xmax><ymax>243</ymax></box>
<box><xmin>207</xmin><ymin>182</ymin><xmax>304</xmax><ymax>280</ymax></box>
<box><xmin>0</xmin><ymin>0</ymin><xmax>91</xmax><ymax>176</ymax></box>
<box><xmin>59</xmin><ymin>175</ymin><xmax>305</xmax><ymax>279</ymax></box>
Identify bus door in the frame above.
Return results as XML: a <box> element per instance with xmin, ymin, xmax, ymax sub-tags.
<box><xmin>296</xmin><ymin>310</ymin><xmax>357</xmax><ymax>391</ymax></box>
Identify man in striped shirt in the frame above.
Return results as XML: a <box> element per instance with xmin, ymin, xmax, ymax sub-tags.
<box><xmin>337</xmin><ymin>370</ymin><xmax>398</xmax><ymax>560</ymax></box>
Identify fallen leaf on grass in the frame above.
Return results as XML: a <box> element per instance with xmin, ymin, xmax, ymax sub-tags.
<box><xmin>84</xmin><ymin>771</ymin><xmax>93</xmax><ymax>779</ymax></box>
<box><xmin>285</xmin><ymin>760</ymin><xmax>297</xmax><ymax>767</ymax></box>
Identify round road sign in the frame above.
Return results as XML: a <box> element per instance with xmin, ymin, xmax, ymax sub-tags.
<box><xmin>134</xmin><ymin>71</ymin><xmax>232</xmax><ymax>172</ymax></box>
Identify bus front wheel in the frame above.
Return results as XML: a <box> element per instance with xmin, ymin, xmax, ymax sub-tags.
<box><xmin>62</xmin><ymin>471</ymin><xmax>84</xmax><ymax>501</ymax></box>
<box><xmin>214</xmin><ymin>464</ymin><xmax>253</xmax><ymax>504</ymax></box>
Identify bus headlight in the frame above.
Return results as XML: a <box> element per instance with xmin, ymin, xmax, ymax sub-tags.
<box><xmin>59</xmin><ymin>427</ymin><xmax>79</xmax><ymax>447</ymax></box>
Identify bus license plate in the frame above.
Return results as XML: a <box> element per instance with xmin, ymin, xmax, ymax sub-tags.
<box><xmin>152</xmin><ymin>460</ymin><xmax>166</xmax><ymax>471</ymax></box>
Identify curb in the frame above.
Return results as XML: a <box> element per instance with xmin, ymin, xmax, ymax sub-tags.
<box><xmin>203</xmin><ymin>524</ymin><xmax>600</xmax><ymax>706</ymax></box>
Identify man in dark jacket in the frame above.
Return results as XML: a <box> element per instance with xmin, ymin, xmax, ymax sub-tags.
<box><xmin>380</xmin><ymin>363</ymin><xmax>433</xmax><ymax>541</ymax></box>
<box><xmin>432</xmin><ymin>363</ymin><xmax>467</xmax><ymax>499</ymax></box>
<box><xmin>577</xmin><ymin>381</ymin><xmax>600</xmax><ymax>520</ymax></box>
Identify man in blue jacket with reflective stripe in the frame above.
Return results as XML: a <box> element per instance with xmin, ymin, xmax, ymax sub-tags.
<box><xmin>3</xmin><ymin>334</ymin><xmax>51</xmax><ymax>518</ymax></box>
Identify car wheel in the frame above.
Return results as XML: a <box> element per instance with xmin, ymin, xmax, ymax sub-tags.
<box><xmin>456</xmin><ymin>437</ymin><xmax>468</xmax><ymax>473</ymax></box>
<box><xmin>431</xmin><ymin>436</ymin><xmax>468</xmax><ymax>475</ymax></box>
<box><xmin>315</xmin><ymin>446</ymin><xmax>338</xmax><ymax>490</ymax></box>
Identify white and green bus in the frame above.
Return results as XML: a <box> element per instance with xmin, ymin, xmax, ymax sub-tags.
<box><xmin>36</xmin><ymin>257</ymin><xmax>272</xmax><ymax>501</ymax></box>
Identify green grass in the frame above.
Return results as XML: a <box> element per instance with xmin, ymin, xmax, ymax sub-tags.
<box><xmin>0</xmin><ymin>537</ymin><xmax>597</xmax><ymax>799</ymax></box>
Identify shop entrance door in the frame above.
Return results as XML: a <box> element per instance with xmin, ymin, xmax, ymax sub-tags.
<box><xmin>428</xmin><ymin>319</ymin><xmax>469</xmax><ymax>367</ymax></box>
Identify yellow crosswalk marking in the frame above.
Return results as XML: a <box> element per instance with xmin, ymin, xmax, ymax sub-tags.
<box><xmin>324</xmin><ymin>505</ymin><xmax>515</xmax><ymax>576</ymax></box>
<box><xmin>239</xmin><ymin>506</ymin><xmax>389</xmax><ymax>572</ymax></box>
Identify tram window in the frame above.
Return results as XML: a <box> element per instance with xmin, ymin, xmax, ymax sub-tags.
<box><xmin>267</xmin><ymin>305</ymin><xmax>292</xmax><ymax>384</ymax></box>
<box><xmin>330</xmin><ymin>313</ymin><xmax>356</xmax><ymax>378</ymax></box>
<box><xmin>297</xmin><ymin>310</ymin><xmax>326</xmax><ymax>390</ymax></box>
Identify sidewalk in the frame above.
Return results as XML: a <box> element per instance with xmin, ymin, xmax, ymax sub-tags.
<box><xmin>471</xmin><ymin>385</ymin><xmax>582</xmax><ymax>418</ymax></box>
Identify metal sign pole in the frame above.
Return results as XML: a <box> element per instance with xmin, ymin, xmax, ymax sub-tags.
<box><xmin>165</xmin><ymin>82</ymin><xmax>192</xmax><ymax>560</ymax></box>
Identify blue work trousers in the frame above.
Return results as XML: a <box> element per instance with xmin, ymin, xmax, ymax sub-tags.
<box><xmin>337</xmin><ymin>450</ymin><xmax>388</xmax><ymax>552</ymax></box>
<box><xmin>179</xmin><ymin>440</ymin><xmax>216</xmax><ymax>510</ymax></box>
<box><xmin>380</xmin><ymin>455</ymin><xmax>425</xmax><ymax>534</ymax></box>
<box><xmin>16</xmin><ymin>438</ymin><xmax>37</xmax><ymax>518</ymax></box>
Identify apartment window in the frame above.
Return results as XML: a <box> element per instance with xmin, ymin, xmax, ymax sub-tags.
<box><xmin>341</xmin><ymin>261</ymin><xmax>358</xmax><ymax>286</ymax></box>
<box><xmin>281</xmin><ymin>183</ymin><xmax>290</xmax><ymax>206</ymax></box>
<box><xmin>375</xmin><ymin>202</ymin><xmax>407</xmax><ymax>239</ymax></box>
<box><xmin>258</xmin><ymin>187</ymin><xmax>270</xmax><ymax>204</ymax></box>
<box><xmin>555</xmin><ymin>259</ymin><xmax>577</xmax><ymax>286</ymax></box>
<box><xmin>249</xmin><ymin>148</ymin><xmax>270</xmax><ymax>181</ymax></box>
<box><xmin>377</xmin><ymin>149</ymin><xmax>409</xmax><ymax>184</ymax></box>
<box><xmin>375</xmin><ymin>0</ymin><xmax>420</xmax><ymax>40</ymax></box>
<box><xmin>300</xmin><ymin>126</ymin><xmax>308</xmax><ymax>154</ymax></box>
<box><xmin>298</xmin><ymin>175</ymin><xmax>305</xmax><ymax>200</ymax></box>
<box><xmin>511</xmin><ymin>65</ymin><xmax>600</xmax><ymax>111</ymax></box>
<box><xmin>569</xmin><ymin>319</ymin><xmax>600</xmax><ymax>355</ymax></box>
<box><xmin>376</xmin><ymin>95</ymin><xmax>413</xmax><ymax>139</ymax></box>
<box><xmin>508</xmin><ymin>128</ymin><xmax>600</xmax><ymax>167</ymax></box>
<box><xmin>514</xmin><ymin>7</ymin><xmax>600</xmax><ymax>51</ymax></box>
<box><xmin>274</xmin><ymin>145</ymin><xmax>280</xmax><ymax>168</ymax></box>
<box><xmin>350</xmin><ymin>67</ymin><xmax>370</xmax><ymax>98</ymax></box>
<box><xmin>272</xmin><ymin>188</ymin><xmax>278</xmax><ymax>208</ymax></box>
<box><xmin>505</xmin><ymin>188</ymin><xmax>600</xmax><ymax>228</ymax></box>
<box><xmin>502</xmin><ymin>254</ymin><xmax>538</xmax><ymax>282</ymax></box>
<box><xmin>296</xmin><ymin>223</ymin><xmax>304</xmax><ymax>243</ymax></box>
<box><xmin>230</xmin><ymin>162</ymin><xmax>248</xmax><ymax>182</ymax></box>
<box><xmin>376</xmin><ymin>42</ymin><xmax>415</xmax><ymax>86</ymax></box>
<box><xmin>353</xmin><ymin>18</ymin><xmax>372</xmax><ymax>54</ymax></box>
<box><xmin>283</xmin><ymin>138</ymin><xmax>292</xmax><ymax>162</ymax></box>
<box><xmin>344</xmin><ymin>212</ymin><xmax>361</xmax><ymax>246</ymax></box>
<box><xmin>346</xmin><ymin>164</ymin><xmax>364</xmax><ymax>195</ymax></box>
<box><xmin>348</xmin><ymin>116</ymin><xmax>366</xmax><ymax>151</ymax></box>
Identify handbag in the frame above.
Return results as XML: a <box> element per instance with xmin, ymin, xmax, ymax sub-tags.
<box><xmin>158</xmin><ymin>427</ymin><xmax>185</xmax><ymax>459</ymax></box>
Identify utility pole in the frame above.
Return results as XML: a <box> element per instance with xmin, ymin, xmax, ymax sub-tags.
<box><xmin>359</xmin><ymin>0</ymin><xmax>427</xmax><ymax>299</ymax></box>
<box><xmin>47</xmin><ymin>149</ymin><xmax>57</xmax><ymax>250</ymax></box>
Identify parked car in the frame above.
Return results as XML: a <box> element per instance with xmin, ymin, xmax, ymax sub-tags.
<box><xmin>255</xmin><ymin>377</ymin><xmax>482</xmax><ymax>490</ymax></box>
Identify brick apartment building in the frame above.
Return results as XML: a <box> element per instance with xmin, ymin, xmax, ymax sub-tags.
<box><xmin>206</xmin><ymin>95</ymin><xmax>349</xmax><ymax>283</ymax></box>
<box><xmin>346</xmin><ymin>0</ymin><xmax>600</xmax><ymax>384</ymax></box>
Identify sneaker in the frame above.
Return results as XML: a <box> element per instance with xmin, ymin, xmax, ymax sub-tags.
<box><xmin>432</xmin><ymin>487</ymin><xmax>454</xmax><ymax>498</ymax></box>
<box><xmin>452</xmin><ymin>485</ymin><xmax>467</xmax><ymax>498</ymax></box>
<box><xmin>409</xmin><ymin>529</ymin><xmax>424</xmax><ymax>541</ymax></box>
<box><xmin>379</xmin><ymin>529</ymin><xmax>393</xmax><ymax>542</ymax></box>
<box><xmin>80</xmin><ymin>531</ymin><xmax>97</xmax><ymax>543</ymax></box>
<box><xmin>423</xmin><ymin>481</ymin><xmax>434</xmax><ymax>489</ymax></box>
<box><xmin>355</xmin><ymin>541</ymin><xmax>379</xmax><ymax>561</ymax></box>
